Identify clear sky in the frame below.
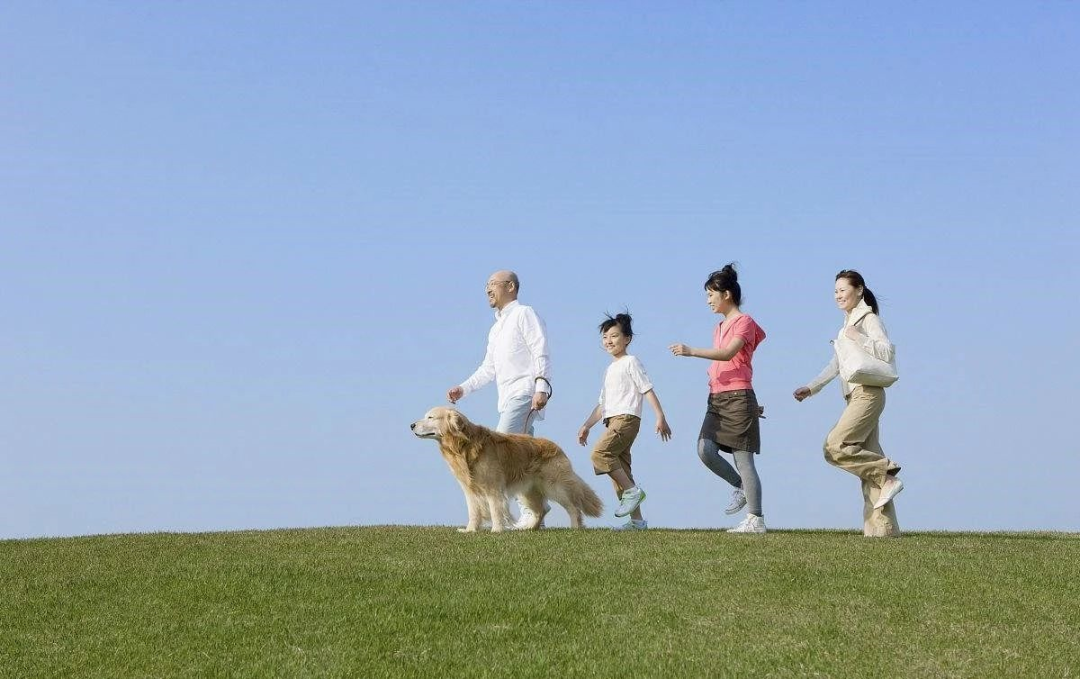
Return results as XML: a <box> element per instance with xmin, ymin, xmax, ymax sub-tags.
<box><xmin>3</xmin><ymin>3</ymin><xmax>1077</xmax><ymax>539</ymax></box>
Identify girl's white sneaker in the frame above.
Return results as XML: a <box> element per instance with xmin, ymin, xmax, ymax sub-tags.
<box><xmin>727</xmin><ymin>514</ymin><xmax>766</xmax><ymax>534</ymax></box>
<box><xmin>725</xmin><ymin>488</ymin><xmax>747</xmax><ymax>515</ymax></box>
<box><xmin>873</xmin><ymin>477</ymin><xmax>904</xmax><ymax>509</ymax></box>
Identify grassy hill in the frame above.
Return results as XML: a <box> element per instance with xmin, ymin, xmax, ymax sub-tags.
<box><xmin>2</xmin><ymin>527</ymin><xmax>1077</xmax><ymax>677</ymax></box>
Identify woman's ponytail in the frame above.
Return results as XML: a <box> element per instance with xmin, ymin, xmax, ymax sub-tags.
<box><xmin>836</xmin><ymin>269</ymin><xmax>879</xmax><ymax>314</ymax></box>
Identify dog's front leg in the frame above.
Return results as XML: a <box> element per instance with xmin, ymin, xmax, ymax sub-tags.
<box><xmin>487</xmin><ymin>494</ymin><xmax>512</xmax><ymax>532</ymax></box>
<box><xmin>458</xmin><ymin>490</ymin><xmax>483</xmax><ymax>533</ymax></box>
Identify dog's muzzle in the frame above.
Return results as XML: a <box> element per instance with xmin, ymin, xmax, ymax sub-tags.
<box><xmin>410</xmin><ymin>422</ymin><xmax>437</xmax><ymax>438</ymax></box>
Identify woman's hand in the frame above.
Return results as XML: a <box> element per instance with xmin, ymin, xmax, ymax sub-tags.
<box><xmin>844</xmin><ymin>326</ymin><xmax>863</xmax><ymax>341</ymax></box>
<box><xmin>669</xmin><ymin>343</ymin><xmax>693</xmax><ymax>357</ymax></box>
<box><xmin>793</xmin><ymin>387</ymin><xmax>811</xmax><ymax>402</ymax></box>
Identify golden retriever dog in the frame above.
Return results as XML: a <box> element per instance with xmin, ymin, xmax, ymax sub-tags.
<box><xmin>411</xmin><ymin>407</ymin><xmax>602</xmax><ymax>532</ymax></box>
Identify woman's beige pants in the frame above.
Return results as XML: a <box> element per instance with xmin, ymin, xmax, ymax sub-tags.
<box><xmin>824</xmin><ymin>385</ymin><xmax>901</xmax><ymax>537</ymax></box>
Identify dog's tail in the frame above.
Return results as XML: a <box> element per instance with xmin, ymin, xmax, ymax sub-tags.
<box><xmin>570</xmin><ymin>473</ymin><xmax>604</xmax><ymax>518</ymax></box>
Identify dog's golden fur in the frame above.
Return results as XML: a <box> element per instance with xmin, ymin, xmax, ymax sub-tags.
<box><xmin>411</xmin><ymin>407</ymin><xmax>603</xmax><ymax>532</ymax></box>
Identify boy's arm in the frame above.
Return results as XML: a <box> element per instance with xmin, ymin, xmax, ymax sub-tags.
<box><xmin>670</xmin><ymin>336</ymin><xmax>746</xmax><ymax>362</ymax></box>
<box><xmin>578</xmin><ymin>404</ymin><xmax>603</xmax><ymax>446</ymax></box>
<box><xmin>643</xmin><ymin>390</ymin><xmax>672</xmax><ymax>441</ymax></box>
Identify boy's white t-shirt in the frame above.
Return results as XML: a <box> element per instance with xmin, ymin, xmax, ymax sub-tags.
<box><xmin>599</xmin><ymin>355</ymin><xmax>654</xmax><ymax>419</ymax></box>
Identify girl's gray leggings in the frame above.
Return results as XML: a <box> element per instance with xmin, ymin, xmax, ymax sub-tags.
<box><xmin>697</xmin><ymin>438</ymin><xmax>763</xmax><ymax>517</ymax></box>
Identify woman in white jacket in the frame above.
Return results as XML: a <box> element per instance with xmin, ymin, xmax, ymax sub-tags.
<box><xmin>793</xmin><ymin>270</ymin><xmax>904</xmax><ymax>537</ymax></box>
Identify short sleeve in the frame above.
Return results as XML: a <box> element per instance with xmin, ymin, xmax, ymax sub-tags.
<box><xmin>626</xmin><ymin>357</ymin><xmax>654</xmax><ymax>394</ymax></box>
<box><xmin>732</xmin><ymin>316</ymin><xmax>757</xmax><ymax>345</ymax></box>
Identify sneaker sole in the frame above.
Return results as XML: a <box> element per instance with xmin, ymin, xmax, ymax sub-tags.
<box><xmin>873</xmin><ymin>484</ymin><xmax>904</xmax><ymax>510</ymax></box>
<box><xmin>724</xmin><ymin>499</ymin><xmax>747</xmax><ymax>515</ymax></box>
<box><xmin>614</xmin><ymin>490</ymin><xmax>646</xmax><ymax>517</ymax></box>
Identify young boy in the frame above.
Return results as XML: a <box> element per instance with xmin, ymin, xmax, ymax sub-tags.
<box><xmin>579</xmin><ymin>313</ymin><xmax>672</xmax><ymax>530</ymax></box>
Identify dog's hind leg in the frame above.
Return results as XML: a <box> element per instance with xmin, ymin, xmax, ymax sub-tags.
<box><xmin>546</xmin><ymin>485</ymin><xmax>585</xmax><ymax>528</ymax></box>
<box><xmin>564</xmin><ymin>502</ymin><xmax>585</xmax><ymax>529</ymax></box>
<box><xmin>545</xmin><ymin>461</ymin><xmax>603</xmax><ymax>528</ymax></box>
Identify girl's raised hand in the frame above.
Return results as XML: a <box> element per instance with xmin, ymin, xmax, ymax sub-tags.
<box><xmin>793</xmin><ymin>387</ymin><xmax>811</xmax><ymax>402</ymax></box>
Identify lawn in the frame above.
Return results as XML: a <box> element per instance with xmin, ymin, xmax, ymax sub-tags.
<box><xmin>2</xmin><ymin>527</ymin><xmax>1077</xmax><ymax>677</ymax></box>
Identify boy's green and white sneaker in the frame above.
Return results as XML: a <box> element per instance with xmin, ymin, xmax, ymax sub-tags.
<box><xmin>614</xmin><ymin>486</ymin><xmax>646</xmax><ymax>517</ymax></box>
<box><xmin>727</xmin><ymin>514</ymin><xmax>766</xmax><ymax>534</ymax></box>
<box><xmin>611</xmin><ymin>519</ymin><xmax>648</xmax><ymax>531</ymax></box>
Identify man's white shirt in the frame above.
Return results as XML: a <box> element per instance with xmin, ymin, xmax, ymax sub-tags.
<box><xmin>459</xmin><ymin>300</ymin><xmax>552</xmax><ymax>414</ymax></box>
<box><xmin>599</xmin><ymin>355</ymin><xmax>654</xmax><ymax>420</ymax></box>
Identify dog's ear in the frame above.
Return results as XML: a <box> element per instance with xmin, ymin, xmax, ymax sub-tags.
<box><xmin>447</xmin><ymin>410</ymin><xmax>465</xmax><ymax>434</ymax></box>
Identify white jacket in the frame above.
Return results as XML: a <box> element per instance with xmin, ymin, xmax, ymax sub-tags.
<box><xmin>806</xmin><ymin>299</ymin><xmax>895</xmax><ymax>398</ymax></box>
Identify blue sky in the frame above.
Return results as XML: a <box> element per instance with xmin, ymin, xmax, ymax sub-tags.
<box><xmin>2</xmin><ymin>3</ymin><xmax>1077</xmax><ymax>538</ymax></box>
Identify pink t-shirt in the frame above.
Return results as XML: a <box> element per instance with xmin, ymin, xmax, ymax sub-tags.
<box><xmin>708</xmin><ymin>314</ymin><xmax>766</xmax><ymax>393</ymax></box>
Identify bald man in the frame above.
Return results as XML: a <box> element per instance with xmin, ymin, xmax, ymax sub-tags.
<box><xmin>447</xmin><ymin>270</ymin><xmax>552</xmax><ymax>528</ymax></box>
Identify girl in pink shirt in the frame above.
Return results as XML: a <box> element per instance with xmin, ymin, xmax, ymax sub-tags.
<box><xmin>670</xmin><ymin>264</ymin><xmax>768</xmax><ymax>534</ymax></box>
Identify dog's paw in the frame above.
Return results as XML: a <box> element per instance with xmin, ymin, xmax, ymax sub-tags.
<box><xmin>458</xmin><ymin>526</ymin><xmax>478</xmax><ymax>533</ymax></box>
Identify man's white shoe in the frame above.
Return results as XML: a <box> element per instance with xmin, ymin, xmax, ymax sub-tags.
<box><xmin>614</xmin><ymin>486</ymin><xmax>646</xmax><ymax>518</ymax></box>
<box><xmin>873</xmin><ymin>477</ymin><xmax>904</xmax><ymax>510</ymax></box>
<box><xmin>727</xmin><ymin>514</ymin><xmax>767</xmax><ymax>534</ymax></box>
<box><xmin>513</xmin><ymin>508</ymin><xmax>536</xmax><ymax>530</ymax></box>
<box><xmin>512</xmin><ymin>501</ymin><xmax>551</xmax><ymax>530</ymax></box>
<box><xmin>725</xmin><ymin>488</ymin><xmax>747</xmax><ymax>515</ymax></box>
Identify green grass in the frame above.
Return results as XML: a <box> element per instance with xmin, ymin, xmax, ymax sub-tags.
<box><xmin>2</xmin><ymin>527</ymin><xmax>1077</xmax><ymax>678</ymax></box>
